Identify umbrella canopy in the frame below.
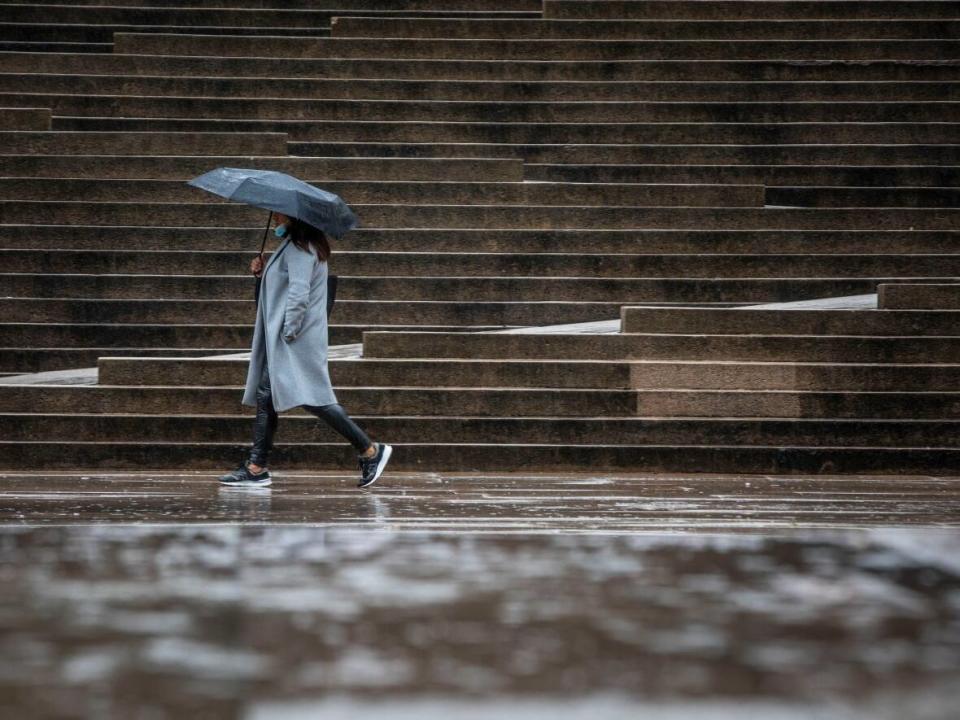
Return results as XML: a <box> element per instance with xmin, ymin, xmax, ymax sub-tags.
<box><xmin>187</xmin><ymin>167</ymin><xmax>359</xmax><ymax>238</ymax></box>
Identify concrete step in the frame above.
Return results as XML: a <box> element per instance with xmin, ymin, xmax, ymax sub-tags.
<box><xmin>1</xmin><ymin>298</ymin><xmax>623</xmax><ymax>327</ymax></box>
<box><xmin>113</xmin><ymin>33</ymin><xmax>960</xmax><ymax>61</ymax></box>
<box><xmin>0</xmin><ymin>108</ymin><xmax>49</xmax><ymax>130</ymax></box>
<box><xmin>0</xmin><ymin>25</ymin><xmax>330</xmax><ymax>46</ymax></box>
<box><xmin>362</xmin><ymin>331</ymin><xmax>960</xmax><ymax>363</ymax></box>
<box><xmin>6</xmin><ymin>73</ymin><xmax>960</xmax><ymax>102</ymax></box>
<box><xmin>1</xmin><ymin>347</ymin><xmax>249</xmax><ymax>374</ymax></box>
<box><xmin>4</xmin><ymin>226</ymin><xmax>957</xmax><ymax>254</ymax></box>
<box><xmin>0</xmin><ymin>384</ymin><xmax>638</xmax><ymax>417</ymax></box>
<box><xmin>0</xmin><ymin>155</ymin><xmax>522</xmax><ymax>181</ymax></box>
<box><xmin>0</xmin><ymin>272</ymin><xmax>902</xmax><ymax>302</ymax></box>
<box><xmin>332</xmin><ymin>17</ymin><xmax>960</xmax><ymax>40</ymax></box>
<box><xmin>528</xmin><ymin>165</ymin><xmax>960</xmax><ymax>187</ymax></box>
<box><xmin>0</xmin><ymin>41</ymin><xmax>110</xmax><ymax>53</ymax></box>
<box><xmin>0</xmin><ymin>323</ymin><xmax>251</xmax><ymax>349</ymax></box>
<box><xmin>0</xmin><ymin>381</ymin><xmax>956</xmax><ymax>420</ymax></box>
<box><xmin>629</xmin><ymin>389</ymin><xmax>960</xmax><ymax>419</ymax></box>
<box><xmin>0</xmin><ymin>178</ymin><xmax>763</xmax><ymax>208</ymax></box>
<box><xmin>96</xmin><ymin>356</ymin><xmax>634</xmax><ymax>389</ymax></box>
<box><xmin>1</xmin><ymin>325</ymin><xmax>522</xmax><ymax>373</ymax></box>
<box><xmin>0</xmin><ymin>322</ymin><xmax>521</xmax><ymax>351</ymax></box>
<box><xmin>4</xmin><ymin>411</ymin><xmax>956</xmax><ymax>449</ymax></box>
<box><xmin>626</xmin><ymin>361</ymin><xmax>960</xmax><ymax>392</ymax></box>
<box><xmin>292</xmin><ymin>142</ymin><xmax>960</xmax><ymax>165</ymax></box>
<box><xmin>0</xmin><ymin>6</ymin><xmax>539</xmax><ymax>27</ymax></box>
<box><xmin>2</xmin><ymin>202</ymin><xmax>955</xmax><ymax>230</ymax></box>
<box><xmin>0</xmin><ymin>131</ymin><xmax>288</xmax><ymax>155</ymax></box>
<box><xmin>4</xmin><ymin>52</ymin><xmax>957</xmax><ymax>81</ymax></box>
<box><xmin>768</xmin><ymin>186</ymin><xmax>960</xmax><ymax>208</ymax></box>
<box><xmin>93</xmin><ymin>354</ymin><xmax>960</xmax><ymax>393</ymax></box>
<box><xmin>544</xmin><ymin>1</ymin><xmax>960</xmax><ymax>21</ymax></box>
<box><xmin>0</xmin><ymin>0</ymin><xmax>541</xmax><ymax>8</ymax></box>
<box><xmin>2</xmin><ymin>438</ymin><xmax>955</xmax><ymax>474</ymax></box>
<box><xmin>620</xmin><ymin>307</ymin><xmax>960</xmax><ymax>336</ymax></box>
<box><xmin>65</xmin><ymin>118</ymin><xmax>960</xmax><ymax>145</ymax></box>
<box><xmin>878</xmin><ymin>283</ymin><xmax>960</xmax><ymax>310</ymax></box>
<box><xmin>5</xmin><ymin>250</ymin><xmax>959</xmax><ymax>279</ymax></box>
<box><xmin>19</xmin><ymin>93</ymin><xmax>960</xmax><ymax>123</ymax></box>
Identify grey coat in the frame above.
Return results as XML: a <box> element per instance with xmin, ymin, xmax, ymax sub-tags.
<box><xmin>241</xmin><ymin>236</ymin><xmax>337</xmax><ymax>412</ymax></box>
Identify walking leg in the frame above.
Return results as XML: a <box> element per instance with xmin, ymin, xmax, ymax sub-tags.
<box><xmin>303</xmin><ymin>402</ymin><xmax>374</xmax><ymax>456</ymax></box>
<box><xmin>249</xmin><ymin>361</ymin><xmax>279</xmax><ymax>469</ymax></box>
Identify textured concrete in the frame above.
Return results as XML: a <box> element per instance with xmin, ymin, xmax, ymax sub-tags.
<box><xmin>112</xmin><ymin>33</ymin><xmax>960</xmax><ymax>61</ymax></box>
<box><xmin>879</xmin><ymin>283</ymin><xmax>960</xmax><ymax>310</ymax></box>
<box><xmin>544</xmin><ymin>1</ymin><xmax>960</xmax><ymax>20</ymax></box>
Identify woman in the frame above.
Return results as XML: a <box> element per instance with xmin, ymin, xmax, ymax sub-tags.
<box><xmin>218</xmin><ymin>212</ymin><xmax>392</xmax><ymax>489</ymax></box>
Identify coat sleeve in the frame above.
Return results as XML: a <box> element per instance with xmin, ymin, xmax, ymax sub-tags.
<box><xmin>282</xmin><ymin>243</ymin><xmax>316</xmax><ymax>341</ymax></box>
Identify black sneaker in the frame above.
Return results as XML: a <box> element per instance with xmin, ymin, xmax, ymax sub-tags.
<box><xmin>358</xmin><ymin>442</ymin><xmax>392</xmax><ymax>488</ymax></box>
<box><xmin>218</xmin><ymin>460</ymin><xmax>272</xmax><ymax>487</ymax></box>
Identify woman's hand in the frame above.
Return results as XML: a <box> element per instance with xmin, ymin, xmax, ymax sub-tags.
<box><xmin>250</xmin><ymin>255</ymin><xmax>265</xmax><ymax>277</ymax></box>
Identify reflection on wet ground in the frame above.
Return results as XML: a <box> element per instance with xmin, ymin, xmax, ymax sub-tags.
<box><xmin>1</xmin><ymin>471</ymin><xmax>959</xmax><ymax>530</ymax></box>
<box><xmin>0</xmin><ymin>473</ymin><xmax>958</xmax><ymax>718</ymax></box>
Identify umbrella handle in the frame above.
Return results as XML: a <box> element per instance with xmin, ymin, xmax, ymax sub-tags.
<box><xmin>253</xmin><ymin>211</ymin><xmax>272</xmax><ymax>305</ymax></box>
<box><xmin>259</xmin><ymin>211</ymin><xmax>273</xmax><ymax>259</ymax></box>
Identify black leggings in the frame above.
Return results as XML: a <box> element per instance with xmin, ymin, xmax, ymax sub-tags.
<box><xmin>249</xmin><ymin>359</ymin><xmax>373</xmax><ymax>466</ymax></box>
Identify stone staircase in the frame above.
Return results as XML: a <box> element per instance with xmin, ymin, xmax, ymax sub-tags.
<box><xmin>1</xmin><ymin>0</ymin><xmax>958</xmax><ymax>474</ymax></box>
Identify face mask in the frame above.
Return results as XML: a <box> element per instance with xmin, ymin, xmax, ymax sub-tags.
<box><xmin>274</xmin><ymin>224</ymin><xmax>287</xmax><ymax>238</ymax></box>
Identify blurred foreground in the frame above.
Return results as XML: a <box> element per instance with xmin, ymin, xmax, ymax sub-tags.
<box><xmin>0</xmin><ymin>472</ymin><xmax>958</xmax><ymax>719</ymax></box>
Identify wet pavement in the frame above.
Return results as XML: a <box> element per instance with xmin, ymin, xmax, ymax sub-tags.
<box><xmin>1</xmin><ymin>472</ymin><xmax>958</xmax><ymax>719</ymax></box>
<box><xmin>1</xmin><ymin>471</ymin><xmax>959</xmax><ymax>530</ymax></box>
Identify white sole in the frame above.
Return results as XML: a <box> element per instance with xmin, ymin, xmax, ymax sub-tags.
<box><xmin>360</xmin><ymin>444</ymin><xmax>392</xmax><ymax>488</ymax></box>
<box><xmin>219</xmin><ymin>476</ymin><xmax>272</xmax><ymax>487</ymax></box>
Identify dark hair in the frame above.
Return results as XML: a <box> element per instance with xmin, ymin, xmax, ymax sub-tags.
<box><xmin>283</xmin><ymin>217</ymin><xmax>331</xmax><ymax>262</ymax></box>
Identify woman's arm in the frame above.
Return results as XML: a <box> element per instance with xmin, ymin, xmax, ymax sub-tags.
<box><xmin>282</xmin><ymin>244</ymin><xmax>315</xmax><ymax>342</ymax></box>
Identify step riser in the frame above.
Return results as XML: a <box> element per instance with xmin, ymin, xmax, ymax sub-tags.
<box><xmin>0</xmin><ymin>0</ymin><xmax>541</xmax><ymax>8</ymax></box>
<box><xmin>2</xmin><ymin>441</ymin><xmax>957</xmax><ymax>475</ymax></box>
<box><xmin>292</xmin><ymin>142</ymin><xmax>960</xmax><ymax>165</ymax></box>
<box><xmin>1</xmin><ymin>299</ymin><xmax>621</xmax><ymax>326</ymax></box>
<box><xmin>0</xmin><ymin>156</ymin><xmax>523</xmax><ymax>182</ymax></box>
<box><xmin>23</xmin><ymin>93</ymin><xmax>959</xmax><ymax>122</ymax></box>
<box><xmin>0</xmin><ymin>7</ymin><xmax>537</xmax><ymax>26</ymax></box>
<box><xmin>0</xmin><ymin>41</ymin><xmax>110</xmax><ymax>54</ymax></box>
<box><xmin>2</xmin><ymin>348</ymin><xmax>250</xmax><ymax>374</ymax></box>
<box><xmin>529</xmin><ymin>166</ymin><xmax>960</xmax><ymax>187</ymax></box>
<box><xmin>635</xmin><ymin>391</ymin><xmax>960</xmax><ymax>419</ymax></box>
<box><xmin>767</xmin><ymin>187</ymin><xmax>960</xmax><ymax>208</ymax></box>
<box><xmin>4</xmin><ymin>53</ymin><xmax>958</xmax><ymax>82</ymax></box>
<box><xmin>1</xmin><ymin>25</ymin><xmax>332</xmax><ymax>43</ymax></box>
<box><xmin>332</xmin><ymin>17</ymin><xmax>960</xmax><ymax>40</ymax></box>
<box><xmin>0</xmin><ymin>387</ymin><xmax>637</xmax><ymax>416</ymax></box>
<box><xmin>94</xmin><ymin>357</ymin><xmax>960</xmax><ymax>393</ymax></box>
<box><xmin>0</xmin><ymin>108</ymin><xmax>49</xmax><ymax>131</ymax></box>
<box><xmin>0</xmin><ymin>275</ymin><xmax>901</xmax><ymax>302</ymax></box>
<box><xmin>4</xmin><ymin>253</ymin><xmax>959</xmax><ymax>279</ymax></box>
<box><xmin>58</xmin><ymin>118</ymin><xmax>960</xmax><ymax>145</ymax></box>
<box><xmin>4</xmin><ymin>414</ymin><xmax>956</xmax><ymax>448</ymax></box>
<box><xmin>621</xmin><ymin>308</ymin><xmax>960</xmax><ymax>335</ymax></box>
<box><xmin>0</xmin><ymin>131</ymin><xmax>288</xmax><ymax>155</ymax></box>
<box><xmin>3</xmin><ymin>227</ymin><xmax>957</xmax><ymax>254</ymax></box>
<box><xmin>630</xmin><ymin>363</ymin><xmax>960</xmax><ymax>391</ymax></box>
<box><xmin>878</xmin><ymin>283</ymin><xmax>960</xmax><ymax>310</ymax></box>
<box><xmin>13</xmin><ymin>412</ymin><xmax>960</xmax><ymax>454</ymax></box>
<box><xmin>363</xmin><ymin>332</ymin><xmax>960</xmax><ymax>363</ymax></box>
<box><xmin>4</xmin><ymin>204</ymin><xmax>957</xmax><ymax>230</ymax></box>
<box><xmin>6</xmin><ymin>75</ymin><xmax>960</xmax><ymax>102</ymax></box>
<box><xmin>0</xmin><ymin>179</ymin><xmax>763</xmax><ymax>208</ymax></box>
<box><xmin>97</xmin><ymin>358</ymin><xmax>633</xmax><ymax>388</ymax></box>
<box><xmin>544</xmin><ymin>1</ymin><xmax>960</xmax><ymax>21</ymax></box>
<box><xmin>113</xmin><ymin>34</ymin><xmax>960</xmax><ymax>60</ymax></box>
